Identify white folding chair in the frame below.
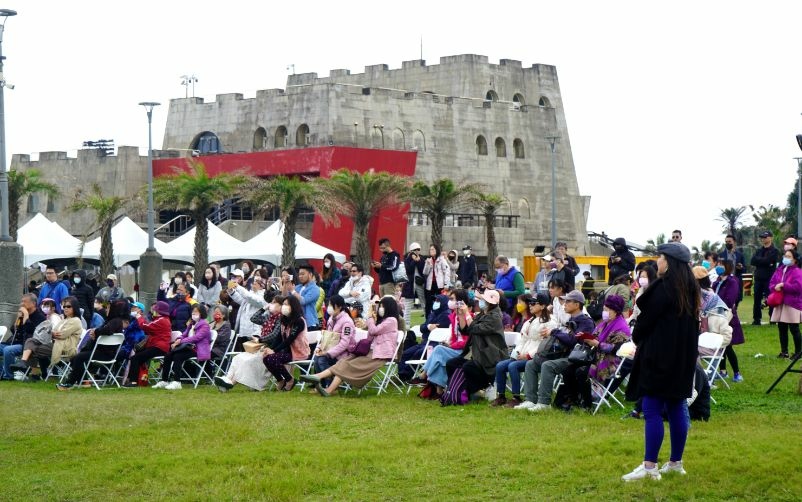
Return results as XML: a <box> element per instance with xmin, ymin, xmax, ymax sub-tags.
<box><xmin>288</xmin><ymin>330</ymin><xmax>323</xmax><ymax>391</ymax></box>
<box><xmin>213</xmin><ymin>331</ymin><xmax>250</xmax><ymax>378</ymax></box>
<box><xmin>698</xmin><ymin>331</ymin><xmax>727</xmax><ymax>402</ymax></box>
<box><xmin>79</xmin><ymin>333</ymin><xmax>125</xmax><ymax>390</ymax></box>
<box><xmin>405</xmin><ymin>327</ymin><xmax>451</xmax><ymax>394</ymax></box>
<box><xmin>362</xmin><ymin>330</ymin><xmax>407</xmax><ymax>395</ymax></box>
<box><xmin>591</xmin><ymin>344</ymin><xmax>635</xmax><ymax>415</ymax></box>
<box><xmin>181</xmin><ymin>330</ymin><xmax>219</xmax><ymax>388</ymax></box>
<box><xmin>504</xmin><ymin>331</ymin><xmax>520</xmax><ymax>356</ymax></box>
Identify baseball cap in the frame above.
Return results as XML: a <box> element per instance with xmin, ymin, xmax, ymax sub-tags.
<box><xmin>480</xmin><ymin>289</ymin><xmax>500</xmax><ymax>305</ymax></box>
<box><xmin>408</xmin><ymin>242</ymin><xmax>421</xmax><ymax>252</ymax></box>
<box><xmin>759</xmin><ymin>230</ymin><xmax>773</xmax><ymax>238</ymax></box>
<box><xmin>559</xmin><ymin>290</ymin><xmax>585</xmax><ymax>304</ymax></box>
<box><xmin>231</xmin><ymin>269</ymin><xmax>245</xmax><ymax>277</ymax></box>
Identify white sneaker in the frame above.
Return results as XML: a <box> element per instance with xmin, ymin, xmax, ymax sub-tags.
<box><xmin>658</xmin><ymin>461</ymin><xmax>686</xmax><ymax>475</ymax></box>
<box><xmin>152</xmin><ymin>381</ymin><xmax>169</xmax><ymax>389</ymax></box>
<box><xmin>622</xmin><ymin>463</ymin><xmax>661</xmax><ymax>482</ymax></box>
<box><xmin>528</xmin><ymin>403</ymin><xmax>552</xmax><ymax>412</ymax></box>
<box><xmin>514</xmin><ymin>400</ymin><xmax>537</xmax><ymax>410</ymax></box>
<box><xmin>165</xmin><ymin>381</ymin><xmax>182</xmax><ymax>390</ymax></box>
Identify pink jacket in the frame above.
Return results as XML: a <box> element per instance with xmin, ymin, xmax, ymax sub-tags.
<box><xmin>366</xmin><ymin>317</ymin><xmax>399</xmax><ymax>360</ymax></box>
<box><xmin>179</xmin><ymin>319</ymin><xmax>212</xmax><ymax>361</ymax></box>
<box><xmin>448</xmin><ymin>311</ymin><xmax>471</xmax><ymax>350</ymax></box>
<box><xmin>769</xmin><ymin>264</ymin><xmax>802</xmax><ymax>311</ymax></box>
<box><xmin>325</xmin><ymin>312</ymin><xmax>357</xmax><ymax>360</ymax></box>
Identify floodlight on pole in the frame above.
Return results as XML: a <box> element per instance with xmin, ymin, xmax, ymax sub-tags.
<box><xmin>0</xmin><ymin>8</ymin><xmax>17</xmax><ymax>242</ymax></box>
<box><xmin>138</xmin><ymin>101</ymin><xmax>161</xmax><ymax>310</ymax></box>
<box><xmin>139</xmin><ymin>102</ymin><xmax>160</xmax><ymax>250</ymax></box>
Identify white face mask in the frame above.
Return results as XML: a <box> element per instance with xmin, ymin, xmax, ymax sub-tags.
<box><xmin>191</xmin><ymin>313</ymin><xmax>200</xmax><ymax>322</ymax></box>
<box><xmin>326</xmin><ymin>306</ymin><xmax>334</xmax><ymax>316</ymax></box>
<box><xmin>463</xmin><ymin>249</ymin><xmax>470</xmax><ymax>256</ymax></box>
<box><xmin>324</xmin><ymin>260</ymin><xmax>331</xmax><ymax>269</ymax></box>
<box><xmin>41</xmin><ymin>306</ymin><xmax>51</xmax><ymax>315</ymax></box>
<box><xmin>280</xmin><ymin>305</ymin><xmax>291</xmax><ymax>316</ymax></box>
<box><xmin>242</xmin><ymin>266</ymin><xmax>250</xmax><ymax>274</ymax></box>
<box><xmin>377</xmin><ymin>307</ymin><xmax>386</xmax><ymax>317</ymax></box>
<box><xmin>447</xmin><ymin>300</ymin><xmax>457</xmax><ymax>310</ymax></box>
<box><xmin>638</xmin><ymin>277</ymin><xmax>649</xmax><ymax>288</ymax></box>
<box><xmin>174</xmin><ymin>278</ymin><xmax>183</xmax><ymax>285</ymax></box>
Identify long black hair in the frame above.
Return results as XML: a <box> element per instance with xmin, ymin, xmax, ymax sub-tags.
<box><xmin>662</xmin><ymin>255</ymin><xmax>700</xmax><ymax>319</ymax></box>
<box><xmin>281</xmin><ymin>294</ymin><xmax>304</xmax><ymax>325</ymax></box>
<box><xmin>377</xmin><ymin>296</ymin><xmax>400</xmax><ymax>323</ymax></box>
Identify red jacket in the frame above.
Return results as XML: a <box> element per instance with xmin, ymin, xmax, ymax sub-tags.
<box><xmin>138</xmin><ymin>315</ymin><xmax>172</xmax><ymax>353</ymax></box>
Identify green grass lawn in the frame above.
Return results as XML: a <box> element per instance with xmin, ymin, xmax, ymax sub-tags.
<box><xmin>1</xmin><ymin>303</ymin><xmax>801</xmax><ymax>501</ymax></box>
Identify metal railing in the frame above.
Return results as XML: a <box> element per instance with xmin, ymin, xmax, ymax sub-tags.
<box><xmin>407</xmin><ymin>211</ymin><xmax>519</xmax><ymax>229</ymax></box>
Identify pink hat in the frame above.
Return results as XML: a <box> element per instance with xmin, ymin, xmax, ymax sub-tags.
<box><xmin>480</xmin><ymin>289</ymin><xmax>500</xmax><ymax>305</ymax></box>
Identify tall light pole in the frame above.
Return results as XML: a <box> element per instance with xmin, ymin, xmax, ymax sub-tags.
<box><xmin>546</xmin><ymin>136</ymin><xmax>560</xmax><ymax>249</ymax></box>
<box><xmin>0</xmin><ymin>9</ymin><xmax>21</xmax><ymax>332</ymax></box>
<box><xmin>138</xmin><ymin>101</ymin><xmax>161</xmax><ymax>309</ymax></box>
<box><xmin>795</xmin><ymin>156</ymin><xmax>802</xmax><ymax>238</ymax></box>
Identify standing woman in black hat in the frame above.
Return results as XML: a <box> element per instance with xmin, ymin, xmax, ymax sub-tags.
<box><xmin>622</xmin><ymin>242</ymin><xmax>700</xmax><ymax>481</ymax></box>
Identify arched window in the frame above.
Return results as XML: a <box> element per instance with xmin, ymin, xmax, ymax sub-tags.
<box><xmin>274</xmin><ymin>126</ymin><xmax>288</xmax><ymax>148</ymax></box>
<box><xmin>412</xmin><ymin>130</ymin><xmax>426</xmax><ymax>151</ymax></box>
<box><xmin>296</xmin><ymin>124</ymin><xmax>310</xmax><ymax>146</ymax></box>
<box><xmin>495</xmin><ymin>137</ymin><xmax>506</xmax><ymax>157</ymax></box>
<box><xmin>538</xmin><ymin>96</ymin><xmax>551</xmax><ymax>107</ymax></box>
<box><xmin>513</xmin><ymin>93</ymin><xmax>525</xmax><ymax>106</ymax></box>
<box><xmin>392</xmin><ymin>128</ymin><xmax>405</xmax><ymax>150</ymax></box>
<box><xmin>253</xmin><ymin>127</ymin><xmax>267</xmax><ymax>150</ymax></box>
<box><xmin>46</xmin><ymin>196</ymin><xmax>57</xmax><ymax>213</ymax></box>
<box><xmin>485</xmin><ymin>90</ymin><xmax>499</xmax><ymax>102</ymax></box>
<box><xmin>513</xmin><ymin>138</ymin><xmax>525</xmax><ymax>159</ymax></box>
<box><xmin>190</xmin><ymin>131</ymin><xmax>220</xmax><ymax>154</ymax></box>
<box><xmin>476</xmin><ymin>135</ymin><xmax>488</xmax><ymax>156</ymax></box>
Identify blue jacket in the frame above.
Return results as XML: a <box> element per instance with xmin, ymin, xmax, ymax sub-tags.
<box><xmin>295</xmin><ymin>281</ymin><xmax>321</xmax><ymax>329</ymax></box>
<box><xmin>38</xmin><ymin>280</ymin><xmax>70</xmax><ymax>314</ymax></box>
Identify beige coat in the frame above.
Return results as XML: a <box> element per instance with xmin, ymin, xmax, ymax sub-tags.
<box><xmin>49</xmin><ymin>317</ymin><xmax>83</xmax><ymax>367</ymax></box>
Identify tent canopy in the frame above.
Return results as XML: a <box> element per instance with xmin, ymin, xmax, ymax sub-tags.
<box><xmin>160</xmin><ymin>220</ymin><xmax>262</xmax><ymax>265</ymax></box>
<box><xmin>82</xmin><ymin>217</ymin><xmax>178</xmax><ymax>266</ymax></box>
<box><xmin>17</xmin><ymin>213</ymin><xmax>83</xmax><ymax>266</ymax></box>
<box><xmin>245</xmin><ymin>220</ymin><xmax>346</xmax><ymax>263</ymax></box>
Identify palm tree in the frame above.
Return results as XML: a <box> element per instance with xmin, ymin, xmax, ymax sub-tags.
<box><xmin>750</xmin><ymin>204</ymin><xmax>787</xmax><ymax>245</ymax></box>
<box><xmin>644</xmin><ymin>233</ymin><xmax>667</xmax><ymax>255</ymax></box>
<box><xmin>311</xmin><ymin>169</ymin><xmax>411</xmax><ymax>271</ymax></box>
<box><xmin>242</xmin><ymin>175</ymin><xmax>319</xmax><ymax>268</ymax></box>
<box><xmin>410</xmin><ymin>178</ymin><xmax>483</xmax><ymax>250</ymax></box>
<box><xmin>469</xmin><ymin>192</ymin><xmax>506</xmax><ymax>277</ymax></box>
<box><xmin>718</xmin><ymin>206</ymin><xmax>747</xmax><ymax>243</ymax></box>
<box><xmin>8</xmin><ymin>169</ymin><xmax>60</xmax><ymax>240</ymax></box>
<box><xmin>69</xmin><ymin>183</ymin><xmax>135</xmax><ymax>276</ymax></box>
<box><xmin>691</xmin><ymin>240</ymin><xmax>722</xmax><ymax>263</ymax></box>
<box><xmin>152</xmin><ymin>160</ymin><xmax>250</xmax><ymax>274</ymax></box>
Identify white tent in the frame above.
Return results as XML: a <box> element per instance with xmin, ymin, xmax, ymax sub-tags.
<box><xmin>246</xmin><ymin>220</ymin><xmax>346</xmax><ymax>263</ymax></box>
<box><xmin>82</xmin><ymin>217</ymin><xmax>179</xmax><ymax>266</ymax></box>
<box><xmin>17</xmin><ymin>213</ymin><xmax>83</xmax><ymax>266</ymax></box>
<box><xmin>160</xmin><ymin>219</ymin><xmax>258</xmax><ymax>264</ymax></box>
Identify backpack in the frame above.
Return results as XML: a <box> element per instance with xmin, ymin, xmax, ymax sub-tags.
<box><xmin>290</xmin><ymin>322</ymin><xmax>310</xmax><ymax>361</ymax></box>
<box><xmin>440</xmin><ymin>366</ymin><xmax>470</xmax><ymax>406</ymax></box>
<box><xmin>587</xmin><ymin>286</ymin><xmax>612</xmax><ymax>321</ymax></box>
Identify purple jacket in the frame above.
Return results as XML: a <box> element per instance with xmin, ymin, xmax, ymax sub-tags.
<box><xmin>179</xmin><ymin>318</ymin><xmax>212</xmax><ymax>361</ymax></box>
<box><xmin>769</xmin><ymin>265</ymin><xmax>802</xmax><ymax>311</ymax></box>
<box><xmin>325</xmin><ymin>312</ymin><xmax>357</xmax><ymax>360</ymax></box>
<box><xmin>712</xmin><ymin>275</ymin><xmax>744</xmax><ymax>345</ymax></box>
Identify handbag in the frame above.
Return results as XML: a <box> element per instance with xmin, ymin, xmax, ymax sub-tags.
<box><xmin>243</xmin><ymin>341</ymin><xmax>264</xmax><ymax>353</ymax></box>
<box><xmin>536</xmin><ymin>334</ymin><xmax>569</xmax><ymax>361</ymax></box>
<box><xmin>414</xmin><ymin>275</ymin><xmax>425</xmax><ymax>286</ymax></box>
<box><xmin>568</xmin><ymin>343</ymin><xmax>596</xmax><ymax>365</ymax></box>
<box><xmin>392</xmin><ymin>265</ymin><xmax>408</xmax><ymax>284</ymax></box>
<box><xmin>317</xmin><ymin>329</ymin><xmax>341</xmax><ymax>354</ymax></box>
<box><xmin>350</xmin><ymin>337</ymin><xmax>373</xmax><ymax>356</ymax></box>
<box><xmin>250</xmin><ymin>307</ymin><xmax>268</xmax><ymax>326</ymax></box>
<box><xmin>767</xmin><ymin>290</ymin><xmax>784</xmax><ymax>308</ymax></box>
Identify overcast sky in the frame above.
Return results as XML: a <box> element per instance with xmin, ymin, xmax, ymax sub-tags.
<box><xmin>5</xmin><ymin>1</ymin><xmax>802</xmax><ymax>251</ymax></box>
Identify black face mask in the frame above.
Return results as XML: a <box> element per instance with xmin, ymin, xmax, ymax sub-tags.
<box><xmin>382</xmin><ymin>250</ymin><xmax>390</xmax><ymax>255</ymax></box>
<box><xmin>175</xmin><ymin>293</ymin><xmax>186</xmax><ymax>302</ymax></box>
<box><xmin>725</xmin><ymin>243</ymin><xmax>734</xmax><ymax>250</ymax></box>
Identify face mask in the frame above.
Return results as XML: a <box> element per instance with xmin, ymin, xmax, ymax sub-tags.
<box><xmin>174</xmin><ymin>278</ymin><xmax>183</xmax><ymax>285</ymax></box>
<box><xmin>432</xmin><ymin>301</ymin><xmax>441</xmax><ymax>311</ymax></box>
<box><xmin>383</xmin><ymin>250</ymin><xmax>390</xmax><ymax>255</ymax></box>
<box><xmin>447</xmin><ymin>300</ymin><xmax>457</xmax><ymax>310</ymax></box>
<box><xmin>701</xmin><ymin>260</ymin><xmax>711</xmax><ymax>270</ymax></box>
<box><xmin>42</xmin><ymin>306</ymin><xmax>51</xmax><ymax>315</ymax></box>
<box><xmin>549</xmin><ymin>262</ymin><xmax>557</xmax><ymax>270</ymax></box>
<box><xmin>95</xmin><ymin>304</ymin><xmax>103</xmax><ymax>311</ymax></box>
<box><xmin>73</xmin><ymin>277</ymin><xmax>81</xmax><ymax>284</ymax></box>
<box><xmin>463</xmin><ymin>249</ymin><xmax>470</xmax><ymax>256</ymax></box>
<box><xmin>326</xmin><ymin>306</ymin><xmax>334</xmax><ymax>316</ymax></box>
<box><xmin>191</xmin><ymin>313</ymin><xmax>200</xmax><ymax>322</ymax></box>
<box><xmin>349</xmin><ymin>309</ymin><xmax>359</xmax><ymax>319</ymax></box>
<box><xmin>175</xmin><ymin>293</ymin><xmax>186</xmax><ymax>302</ymax></box>
<box><xmin>495</xmin><ymin>268</ymin><xmax>503</xmax><ymax>276</ymax></box>
<box><xmin>516</xmin><ymin>303</ymin><xmax>526</xmax><ymax>314</ymax></box>
<box><xmin>715</xmin><ymin>266</ymin><xmax>725</xmax><ymax>276</ymax></box>
<box><xmin>324</xmin><ymin>260</ymin><xmax>331</xmax><ymax>269</ymax></box>
<box><xmin>377</xmin><ymin>307</ymin><xmax>386</xmax><ymax>317</ymax></box>
<box><xmin>601</xmin><ymin>310</ymin><xmax>610</xmax><ymax>321</ymax></box>
<box><xmin>242</xmin><ymin>266</ymin><xmax>250</xmax><ymax>274</ymax></box>
<box><xmin>478</xmin><ymin>299</ymin><xmax>487</xmax><ymax>310</ymax></box>
<box><xmin>213</xmin><ymin>313</ymin><xmax>223</xmax><ymax>321</ymax></box>
<box><xmin>785</xmin><ymin>244</ymin><xmax>793</xmax><ymax>251</ymax></box>
<box><xmin>783</xmin><ymin>257</ymin><xmax>793</xmax><ymax>266</ymax></box>
<box><xmin>280</xmin><ymin>305</ymin><xmax>291</xmax><ymax>316</ymax></box>
<box><xmin>106</xmin><ymin>280</ymin><xmax>114</xmax><ymax>287</ymax></box>
<box><xmin>468</xmin><ymin>291</ymin><xmax>475</xmax><ymax>301</ymax></box>
<box><xmin>638</xmin><ymin>277</ymin><xmax>649</xmax><ymax>288</ymax></box>
<box><xmin>448</xmin><ymin>255</ymin><xmax>456</xmax><ymax>261</ymax></box>
<box><xmin>725</xmin><ymin>243</ymin><xmax>734</xmax><ymax>250</ymax></box>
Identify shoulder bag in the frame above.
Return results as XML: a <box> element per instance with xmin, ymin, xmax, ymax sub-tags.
<box><xmin>567</xmin><ymin>343</ymin><xmax>596</xmax><ymax>365</ymax></box>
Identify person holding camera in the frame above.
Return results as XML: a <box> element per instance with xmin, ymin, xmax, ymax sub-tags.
<box><xmin>607</xmin><ymin>237</ymin><xmax>636</xmax><ymax>286</ymax></box>
<box><xmin>401</xmin><ymin>242</ymin><xmax>427</xmax><ymax>327</ymax></box>
<box><xmin>515</xmin><ymin>290</ymin><xmax>594</xmax><ymax>412</ymax></box>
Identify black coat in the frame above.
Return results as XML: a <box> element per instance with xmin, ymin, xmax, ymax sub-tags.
<box><xmin>626</xmin><ymin>276</ymin><xmax>698</xmax><ymax>401</ymax></box>
<box><xmin>70</xmin><ymin>270</ymin><xmax>95</xmax><ymax>324</ymax></box>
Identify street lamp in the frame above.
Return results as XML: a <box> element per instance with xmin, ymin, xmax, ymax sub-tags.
<box><xmin>795</xmin><ymin>155</ymin><xmax>802</xmax><ymax>238</ymax></box>
<box><xmin>0</xmin><ymin>8</ymin><xmax>21</xmax><ymax>331</ymax></box>
<box><xmin>138</xmin><ymin>101</ymin><xmax>161</xmax><ymax>309</ymax></box>
<box><xmin>546</xmin><ymin>136</ymin><xmax>560</xmax><ymax>249</ymax></box>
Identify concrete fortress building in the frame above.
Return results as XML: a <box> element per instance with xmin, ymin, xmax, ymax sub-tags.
<box><xmin>13</xmin><ymin>53</ymin><xmax>589</xmax><ymax>266</ymax></box>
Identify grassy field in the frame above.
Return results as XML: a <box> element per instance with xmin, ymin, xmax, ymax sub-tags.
<box><xmin>2</xmin><ymin>304</ymin><xmax>801</xmax><ymax>501</ymax></box>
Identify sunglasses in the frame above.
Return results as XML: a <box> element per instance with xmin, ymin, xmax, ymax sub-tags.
<box><xmin>62</xmin><ymin>305</ymin><xmax>73</xmax><ymax>309</ymax></box>
<box><xmin>671</xmin><ymin>236</ymin><xmax>681</xmax><ymax>240</ymax></box>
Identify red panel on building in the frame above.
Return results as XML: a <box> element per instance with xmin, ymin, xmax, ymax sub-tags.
<box><xmin>153</xmin><ymin>147</ymin><xmax>418</xmax><ymax>270</ymax></box>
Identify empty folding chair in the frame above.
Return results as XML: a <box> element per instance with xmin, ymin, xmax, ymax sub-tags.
<box><xmin>405</xmin><ymin>327</ymin><xmax>451</xmax><ymax>394</ymax></box>
<box><xmin>78</xmin><ymin>333</ymin><xmax>125</xmax><ymax>390</ymax></box>
<box><xmin>698</xmin><ymin>331</ymin><xmax>727</xmax><ymax>403</ymax></box>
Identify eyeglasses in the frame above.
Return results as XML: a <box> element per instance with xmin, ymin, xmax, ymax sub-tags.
<box><xmin>671</xmin><ymin>236</ymin><xmax>681</xmax><ymax>240</ymax></box>
<box><xmin>62</xmin><ymin>305</ymin><xmax>72</xmax><ymax>309</ymax></box>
